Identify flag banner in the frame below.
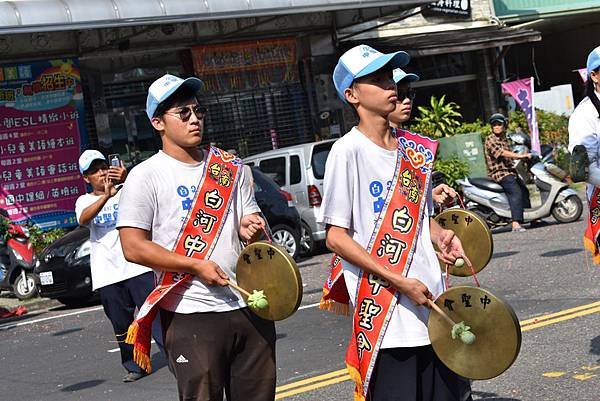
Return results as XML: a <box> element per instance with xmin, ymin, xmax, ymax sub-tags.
<box><xmin>577</xmin><ymin>68</ymin><xmax>588</xmax><ymax>83</ymax></box>
<box><xmin>501</xmin><ymin>77</ymin><xmax>541</xmax><ymax>153</ymax></box>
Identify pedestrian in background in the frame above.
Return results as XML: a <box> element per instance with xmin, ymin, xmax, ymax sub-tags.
<box><xmin>568</xmin><ymin>45</ymin><xmax>600</xmax><ymax>261</ymax></box>
<box><xmin>76</xmin><ymin>150</ymin><xmax>164</xmax><ymax>382</ymax></box>
<box><xmin>483</xmin><ymin>113</ymin><xmax>532</xmax><ymax>232</ymax></box>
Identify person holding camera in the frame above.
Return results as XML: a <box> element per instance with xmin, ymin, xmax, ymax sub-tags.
<box><xmin>483</xmin><ymin>113</ymin><xmax>532</xmax><ymax>232</ymax></box>
<box><xmin>76</xmin><ymin>150</ymin><xmax>164</xmax><ymax>382</ymax></box>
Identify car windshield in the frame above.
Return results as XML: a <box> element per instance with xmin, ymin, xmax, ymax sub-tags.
<box><xmin>311</xmin><ymin>142</ymin><xmax>334</xmax><ymax>179</ymax></box>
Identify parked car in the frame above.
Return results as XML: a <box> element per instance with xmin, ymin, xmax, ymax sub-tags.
<box><xmin>244</xmin><ymin>139</ymin><xmax>337</xmax><ymax>255</ymax></box>
<box><xmin>35</xmin><ymin>226</ymin><xmax>95</xmax><ymax>307</ymax></box>
<box><xmin>35</xmin><ymin>167</ymin><xmax>302</xmax><ymax>307</ymax></box>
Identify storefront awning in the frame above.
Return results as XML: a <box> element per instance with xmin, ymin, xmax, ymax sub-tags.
<box><xmin>360</xmin><ymin>25</ymin><xmax>542</xmax><ymax>56</ymax></box>
<box><xmin>0</xmin><ymin>0</ymin><xmax>432</xmax><ymax>34</ymax></box>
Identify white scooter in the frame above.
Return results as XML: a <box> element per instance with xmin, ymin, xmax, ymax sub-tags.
<box><xmin>457</xmin><ymin>155</ymin><xmax>583</xmax><ymax>228</ymax></box>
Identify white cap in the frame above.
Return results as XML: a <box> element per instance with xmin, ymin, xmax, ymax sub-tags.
<box><xmin>393</xmin><ymin>68</ymin><xmax>420</xmax><ymax>84</ymax></box>
<box><xmin>79</xmin><ymin>150</ymin><xmax>106</xmax><ymax>174</ymax></box>
<box><xmin>146</xmin><ymin>74</ymin><xmax>203</xmax><ymax>120</ymax></box>
<box><xmin>332</xmin><ymin>44</ymin><xmax>409</xmax><ymax>102</ymax></box>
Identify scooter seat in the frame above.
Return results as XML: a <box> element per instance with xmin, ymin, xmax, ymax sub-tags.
<box><xmin>469</xmin><ymin>177</ymin><xmax>504</xmax><ymax>193</ymax></box>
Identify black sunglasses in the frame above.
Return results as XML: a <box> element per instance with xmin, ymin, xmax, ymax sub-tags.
<box><xmin>397</xmin><ymin>88</ymin><xmax>416</xmax><ymax>101</ymax></box>
<box><xmin>165</xmin><ymin>105</ymin><xmax>207</xmax><ymax>122</ymax></box>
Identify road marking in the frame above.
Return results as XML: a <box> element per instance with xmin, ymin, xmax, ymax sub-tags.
<box><xmin>543</xmin><ymin>365</ymin><xmax>600</xmax><ymax>382</ymax></box>
<box><xmin>276</xmin><ymin>369</ymin><xmax>348</xmax><ymax>392</ymax></box>
<box><xmin>573</xmin><ymin>373</ymin><xmax>596</xmax><ymax>381</ymax></box>
<box><xmin>274</xmin><ymin>299</ymin><xmax>600</xmax><ymax>399</ymax></box>
<box><xmin>520</xmin><ymin>300</ymin><xmax>600</xmax><ymax>329</ymax></box>
<box><xmin>298</xmin><ymin>302</ymin><xmax>320</xmax><ymax>311</ymax></box>
<box><xmin>542</xmin><ymin>372</ymin><xmax>566</xmax><ymax>378</ymax></box>
<box><xmin>0</xmin><ymin>306</ymin><xmax>103</xmax><ymax>331</ymax></box>
<box><xmin>276</xmin><ymin>373</ymin><xmax>350</xmax><ymax>400</ymax></box>
<box><xmin>1</xmin><ymin>301</ymin><xmax>322</xmax><ymax>333</ymax></box>
<box><xmin>520</xmin><ymin>305</ymin><xmax>600</xmax><ymax>332</ymax></box>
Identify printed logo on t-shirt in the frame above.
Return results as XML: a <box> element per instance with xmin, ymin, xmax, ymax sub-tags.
<box><xmin>175</xmin><ymin>354</ymin><xmax>189</xmax><ymax>363</ymax></box>
<box><xmin>93</xmin><ymin>203</ymin><xmax>118</xmax><ymax>227</ymax></box>
<box><xmin>369</xmin><ymin>180</ymin><xmax>384</xmax><ymax>213</ymax></box>
<box><xmin>176</xmin><ymin>184</ymin><xmax>198</xmax><ymax>213</ymax></box>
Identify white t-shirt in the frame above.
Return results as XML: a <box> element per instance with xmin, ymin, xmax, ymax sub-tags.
<box><xmin>116</xmin><ymin>150</ymin><xmax>261</xmax><ymax>314</ymax></box>
<box><xmin>75</xmin><ymin>191</ymin><xmax>152</xmax><ymax>290</ymax></box>
<box><xmin>318</xmin><ymin>127</ymin><xmax>444</xmax><ymax>348</ymax></box>
<box><xmin>568</xmin><ymin>91</ymin><xmax>600</xmax><ymax>195</ymax></box>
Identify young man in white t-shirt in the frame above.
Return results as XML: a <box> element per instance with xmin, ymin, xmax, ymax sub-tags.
<box><xmin>116</xmin><ymin>74</ymin><xmax>274</xmax><ymax>401</ymax></box>
<box><xmin>75</xmin><ymin>150</ymin><xmax>163</xmax><ymax>383</ymax></box>
<box><xmin>320</xmin><ymin>45</ymin><xmax>472</xmax><ymax>400</ymax></box>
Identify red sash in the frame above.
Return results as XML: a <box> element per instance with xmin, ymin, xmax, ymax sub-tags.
<box><xmin>125</xmin><ymin>147</ymin><xmax>242</xmax><ymax>373</ymax></box>
<box><xmin>320</xmin><ymin>130</ymin><xmax>437</xmax><ymax>400</ymax></box>
<box><xmin>584</xmin><ymin>186</ymin><xmax>600</xmax><ymax>263</ymax></box>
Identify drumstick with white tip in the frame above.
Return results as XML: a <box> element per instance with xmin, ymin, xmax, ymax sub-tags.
<box><xmin>427</xmin><ymin>299</ymin><xmax>476</xmax><ymax>345</ymax></box>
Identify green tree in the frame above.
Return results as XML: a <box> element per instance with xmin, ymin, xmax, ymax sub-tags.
<box><xmin>508</xmin><ymin>110</ymin><xmax>569</xmax><ymax>146</ymax></box>
<box><xmin>413</xmin><ymin>95</ymin><xmax>462</xmax><ymax>139</ymax></box>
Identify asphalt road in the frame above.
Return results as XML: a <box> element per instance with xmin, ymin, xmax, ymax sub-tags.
<box><xmin>1</xmin><ymin>214</ymin><xmax>599</xmax><ymax>401</ymax></box>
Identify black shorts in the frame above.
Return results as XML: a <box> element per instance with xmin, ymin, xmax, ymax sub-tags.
<box><xmin>161</xmin><ymin>307</ymin><xmax>276</xmax><ymax>401</ymax></box>
<box><xmin>369</xmin><ymin>345</ymin><xmax>472</xmax><ymax>401</ymax></box>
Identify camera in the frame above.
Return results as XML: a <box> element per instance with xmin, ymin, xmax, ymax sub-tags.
<box><xmin>108</xmin><ymin>154</ymin><xmax>121</xmax><ymax>168</ymax></box>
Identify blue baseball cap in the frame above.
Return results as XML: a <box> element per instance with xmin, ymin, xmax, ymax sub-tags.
<box><xmin>587</xmin><ymin>45</ymin><xmax>600</xmax><ymax>76</ymax></box>
<box><xmin>393</xmin><ymin>68</ymin><xmax>420</xmax><ymax>84</ymax></box>
<box><xmin>78</xmin><ymin>150</ymin><xmax>106</xmax><ymax>174</ymax></box>
<box><xmin>146</xmin><ymin>74</ymin><xmax>204</xmax><ymax>120</ymax></box>
<box><xmin>333</xmin><ymin>44</ymin><xmax>410</xmax><ymax>102</ymax></box>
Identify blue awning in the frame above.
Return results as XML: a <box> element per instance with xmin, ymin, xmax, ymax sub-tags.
<box><xmin>0</xmin><ymin>0</ymin><xmax>432</xmax><ymax>34</ymax></box>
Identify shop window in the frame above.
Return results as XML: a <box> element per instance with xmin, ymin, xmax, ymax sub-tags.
<box><xmin>259</xmin><ymin>157</ymin><xmax>286</xmax><ymax>187</ymax></box>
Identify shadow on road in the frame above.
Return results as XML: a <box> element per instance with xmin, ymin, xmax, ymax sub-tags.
<box><xmin>52</xmin><ymin>327</ymin><xmax>84</xmax><ymax>336</ymax></box>
<box><xmin>492</xmin><ymin>251</ymin><xmax>519</xmax><ymax>259</ymax></box>
<box><xmin>539</xmin><ymin>248</ymin><xmax>582</xmax><ymax>257</ymax></box>
<box><xmin>591</xmin><ymin>335</ymin><xmax>600</xmax><ymax>362</ymax></box>
<box><xmin>61</xmin><ymin>379</ymin><xmax>105</xmax><ymax>392</ymax></box>
<box><xmin>472</xmin><ymin>391</ymin><xmax>521</xmax><ymax>401</ymax></box>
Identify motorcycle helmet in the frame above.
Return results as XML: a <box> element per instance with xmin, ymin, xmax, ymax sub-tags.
<box><xmin>489</xmin><ymin>113</ymin><xmax>508</xmax><ymax>126</ymax></box>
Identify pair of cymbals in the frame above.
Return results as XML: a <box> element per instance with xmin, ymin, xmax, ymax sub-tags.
<box><xmin>434</xmin><ymin>209</ymin><xmax>493</xmax><ymax>277</ymax></box>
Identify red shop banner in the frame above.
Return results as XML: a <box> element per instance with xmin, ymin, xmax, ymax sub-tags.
<box><xmin>191</xmin><ymin>37</ymin><xmax>298</xmax><ymax>93</ymax></box>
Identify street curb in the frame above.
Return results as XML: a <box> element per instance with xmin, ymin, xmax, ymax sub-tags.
<box><xmin>0</xmin><ymin>296</ymin><xmax>62</xmax><ymax>315</ymax></box>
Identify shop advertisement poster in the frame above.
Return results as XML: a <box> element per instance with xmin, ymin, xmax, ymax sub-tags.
<box><xmin>0</xmin><ymin>59</ymin><xmax>88</xmax><ymax>229</ymax></box>
<box><xmin>191</xmin><ymin>37</ymin><xmax>297</xmax><ymax>93</ymax></box>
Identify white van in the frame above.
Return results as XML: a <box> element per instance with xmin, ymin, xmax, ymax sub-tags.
<box><xmin>244</xmin><ymin>139</ymin><xmax>337</xmax><ymax>255</ymax></box>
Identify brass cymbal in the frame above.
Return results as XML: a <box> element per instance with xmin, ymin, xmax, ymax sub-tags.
<box><xmin>236</xmin><ymin>241</ymin><xmax>303</xmax><ymax>321</ymax></box>
<box><xmin>428</xmin><ymin>286</ymin><xmax>521</xmax><ymax>380</ymax></box>
<box><xmin>434</xmin><ymin>209</ymin><xmax>493</xmax><ymax>276</ymax></box>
